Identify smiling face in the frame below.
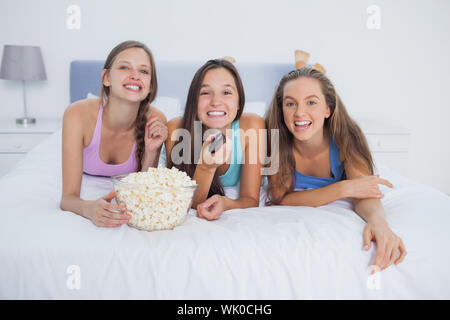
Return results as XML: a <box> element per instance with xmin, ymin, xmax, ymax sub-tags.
<box><xmin>102</xmin><ymin>47</ymin><xmax>152</xmax><ymax>103</ymax></box>
<box><xmin>282</xmin><ymin>77</ymin><xmax>331</xmax><ymax>142</ymax></box>
<box><xmin>197</xmin><ymin>67</ymin><xmax>239</xmax><ymax>129</ymax></box>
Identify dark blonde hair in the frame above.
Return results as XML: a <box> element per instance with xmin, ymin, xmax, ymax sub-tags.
<box><xmin>168</xmin><ymin>59</ymin><xmax>245</xmax><ymax>198</ymax></box>
<box><xmin>265</xmin><ymin>68</ymin><xmax>374</xmax><ymax>205</ymax></box>
<box><xmin>99</xmin><ymin>40</ymin><xmax>158</xmax><ymax>171</ymax></box>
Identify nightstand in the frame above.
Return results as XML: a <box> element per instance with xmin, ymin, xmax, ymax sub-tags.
<box><xmin>357</xmin><ymin>119</ymin><xmax>411</xmax><ymax>176</ymax></box>
<box><xmin>0</xmin><ymin>118</ymin><xmax>61</xmax><ymax>177</ymax></box>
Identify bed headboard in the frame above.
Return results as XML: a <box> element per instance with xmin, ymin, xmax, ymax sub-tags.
<box><xmin>70</xmin><ymin>60</ymin><xmax>293</xmax><ymax>111</ymax></box>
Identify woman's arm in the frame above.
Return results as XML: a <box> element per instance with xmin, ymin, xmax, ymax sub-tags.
<box><xmin>273</xmin><ymin>176</ymin><xmax>389</xmax><ymax>207</ymax></box>
<box><xmin>166</xmin><ymin>117</ymin><xmax>234</xmax><ymax>208</ymax></box>
<box><xmin>278</xmin><ymin>180</ymin><xmax>347</xmax><ymax>207</ymax></box>
<box><xmin>224</xmin><ymin>114</ymin><xmax>265</xmax><ymax>210</ymax></box>
<box><xmin>196</xmin><ymin>115</ymin><xmax>265</xmax><ymax>219</ymax></box>
<box><xmin>165</xmin><ymin>118</ymin><xmax>212</xmax><ymax>207</ymax></box>
<box><xmin>164</xmin><ymin>117</ymin><xmax>180</xmax><ymax>169</ymax></box>
<box><xmin>191</xmin><ymin>164</ymin><xmax>216</xmax><ymax>207</ymax></box>
<box><xmin>60</xmin><ymin>102</ymin><xmax>130</xmax><ymax>227</ymax></box>
<box><xmin>141</xmin><ymin>107</ymin><xmax>168</xmax><ymax>171</ymax></box>
<box><xmin>345</xmin><ymin>161</ymin><xmax>407</xmax><ymax>271</ymax></box>
<box><xmin>60</xmin><ymin>103</ymin><xmax>90</xmax><ymax>216</ymax></box>
<box><xmin>191</xmin><ymin>132</ymin><xmax>232</xmax><ymax>207</ymax></box>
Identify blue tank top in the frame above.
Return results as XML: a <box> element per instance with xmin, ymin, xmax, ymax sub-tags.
<box><xmin>219</xmin><ymin>120</ymin><xmax>243</xmax><ymax>187</ymax></box>
<box><xmin>294</xmin><ymin>135</ymin><xmax>345</xmax><ymax>190</ymax></box>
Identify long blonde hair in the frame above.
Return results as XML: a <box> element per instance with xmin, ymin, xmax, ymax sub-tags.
<box><xmin>265</xmin><ymin>68</ymin><xmax>374</xmax><ymax>205</ymax></box>
<box><xmin>99</xmin><ymin>40</ymin><xmax>158</xmax><ymax>171</ymax></box>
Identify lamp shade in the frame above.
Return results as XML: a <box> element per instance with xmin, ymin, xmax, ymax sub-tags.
<box><xmin>0</xmin><ymin>45</ymin><xmax>47</xmax><ymax>81</ymax></box>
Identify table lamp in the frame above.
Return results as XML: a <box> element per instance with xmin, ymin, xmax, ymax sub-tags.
<box><xmin>0</xmin><ymin>45</ymin><xmax>47</xmax><ymax>125</ymax></box>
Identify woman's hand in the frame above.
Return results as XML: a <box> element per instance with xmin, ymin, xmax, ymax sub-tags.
<box><xmin>343</xmin><ymin>175</ymin><xmax>393</xmax><ymax>199</ymax></box>
<box><xmin>85</xmin><ymin>191</ymin><xmax>131</xmax><ymax>228</ymax></box>
<box><xmin>363</xmin><ymin>217</ymin><xmax>407</xmax><ymax>271</ymax></box>
<box><xmin>199</xmin><ymin>133</ymin><xmax>232</xmax><ymax>172</ymax></box>
<box><xmin>144</xmin><ymin>116</ymin><xmax>168</xmax><ymax>153</ymax></box>
<box><xmin>196</xmin><ymin>195</ymin><xmax>228</xmax><ymax>220</ymax></box>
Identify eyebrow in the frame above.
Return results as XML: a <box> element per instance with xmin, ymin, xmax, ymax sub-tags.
<box><xmin>284</xmin><ymin>94</ymin><xmax>319</xmax><ymax>100</ymax></box>
<box><xmin>116</xmin><ymin>60</ymin><xmax>150</xmax><ymax>68</ymax></box>
<box><xmin>200</xmin><ymin>84</ymin><xmax>235</xmax><ymax>89</ymax></box>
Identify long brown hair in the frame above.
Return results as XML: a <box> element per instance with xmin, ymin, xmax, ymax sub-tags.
<box><xmin>99</xmin><ymin>40</ymin><xmax>158</xmax><ymax>171</ymax></box>
<box><xmin>168</xmin><ymin>59</ymin><xmax>245</xmax><ymax>198</ymax></box>
<box><xmin>265</xmin><ymin>68</ymin><xmax>374</xmax><ymax>205</ymax></box>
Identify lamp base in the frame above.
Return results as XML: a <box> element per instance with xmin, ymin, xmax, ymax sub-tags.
<box><xmin>16</xmin><ymin>117</ymin><xmax>36</xmax><ymax>126</ymax></box>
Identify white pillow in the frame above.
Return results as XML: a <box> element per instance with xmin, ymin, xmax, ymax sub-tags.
<box><xmin>244</xmin><ymin>101</ymin><xmax>267</xmax><ymax>118</ymax></box>
<box><xmin>153</xmin><ymin>96</ymin><xmax>182</xmax><ymax>121</ymax></box>
<box><xmin>86</xmin><ymin>92</ymin><xmax>98</xmax><ymax>99</ymax></box>
<box><xmin>85</xmin><ymin>93</ymin><xmax>182</xmax><ymax>121</ymax></box>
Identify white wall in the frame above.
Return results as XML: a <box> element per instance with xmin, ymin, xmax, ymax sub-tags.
<box><xmin>1</xmin><ymin>0</ymin><xmax>449</xmax><ymax>194</ymax></box>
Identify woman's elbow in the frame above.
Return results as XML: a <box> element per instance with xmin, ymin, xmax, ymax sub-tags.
<box><xmin>245</xmin><ymin>196</ymin><xmax>259</xmax><ymax>208</ymax></box>
<box><xmin>59</xmin><ymin>196</ymin><xmax>67</xmax><ymax>211</ymax></box>
<box><xmin>60</xmin><ymin>194</ymin><xmax>72</xmax><ymax>211</ymax></box>
<box><xmin>278</xmin><ymin>193</ymin><xmax>319</xmax><ymax>207</ymax></box>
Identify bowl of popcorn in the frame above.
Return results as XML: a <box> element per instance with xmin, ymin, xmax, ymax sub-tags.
<box><xmin>111</xmin><ymin>166</ymin><xmax>198</xmax><ymax>231</ymax></box>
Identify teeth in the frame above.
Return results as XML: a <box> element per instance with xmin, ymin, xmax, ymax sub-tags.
<box><xmin>295</xmin><ymin>121</ymin><xmax>311</xmax><ymax>126</ymax></box>
<box><xmin>207</xmin><ymin>111</ymin><xmax>226</xmax><ymax>116</ymax></box>
<box><xmin>125</xmin><ymin>85</ymin><xmax>140</xmax><ymax>90</ymax></box>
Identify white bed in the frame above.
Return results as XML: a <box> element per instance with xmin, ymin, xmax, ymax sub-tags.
<box><xmin>1</xmin><ymin>60</ymin><xmax>449</xmax><ymax>299</ymax></box>
<box><xmin>1</xmin><ymin>127</ymin><xmax>449</xmax><ymax>299</ymax></box>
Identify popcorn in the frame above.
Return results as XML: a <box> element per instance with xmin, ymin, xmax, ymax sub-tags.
<box><xmin>112</xmin><ymin>166</ymin><xmax>197</xmax><ymax>231</ymax></box>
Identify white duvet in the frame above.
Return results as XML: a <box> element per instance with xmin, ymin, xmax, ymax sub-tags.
<box><xmin>0</xmin><ymin>129</ymin><xmax>449</xmax><ymax>299</ymax></box>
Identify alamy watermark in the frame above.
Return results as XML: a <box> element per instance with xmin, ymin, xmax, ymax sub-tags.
<box><xmin>366</xmin><ymin>5</ymin><xmax>381</xmax><ymax>30</ymax></box>
<box><xmin>66</xmin><ymin>264</ymin><xmax>81</xmax><ymax>290</ymax></box>
<box><xmin>366</xmin><ymin>265</ymin><xmax>381</xmax><ymax>290</ymax></box>
<box><xmin>170</xmin><ymin>122</ymin><xmax>280</xmax><ymax>176</ymax></box>
<box><xmin>66</xmin><ymin>5</ymin><xmax>81</xmax><ymax>30</ymax></box>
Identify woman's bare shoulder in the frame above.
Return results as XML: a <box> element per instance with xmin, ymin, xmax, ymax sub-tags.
<box><xmin>147</xmin><ymin>105</ymin><xmax>167</xmax><ymax>124</ymax></box>
<box><xmin>239</xmin><ymin>113</ymin><xmax>266</xmax><ymax>130</ymax></box>
<box><xmin>64</xmin><ymin>98</ymin><xmax>100</xmax><ymax>121</ymax></box>
<box><xmin>63</xmin><ymin>98</ymin><xmax>100</xmax><ymax>139</ymax></box>
<box><xmin>167</xmin><ymin>116</ymin><xmax>183</xmax><ymax>131</ymax></box>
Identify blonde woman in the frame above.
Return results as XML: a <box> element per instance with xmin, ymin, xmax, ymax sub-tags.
<box><xmin>266</xmin><ymin>68</ymin><xmax>406</xmax><ymax>272</ymax></box>
<box><xmin>60</xmin><ymin>41</ymin><xmax>167</xmax><ymax>228</ymax></box>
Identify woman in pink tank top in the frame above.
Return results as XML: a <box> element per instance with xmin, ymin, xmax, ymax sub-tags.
<box><xmin>60</xmin><ymin>41</ymin><xmax>168</xmax><ymax>228</ymax></box>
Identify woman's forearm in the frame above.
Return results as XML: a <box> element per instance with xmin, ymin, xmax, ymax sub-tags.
<box><xmin>223</xmin><ymin>195</ymin><xmax>259</xmax><ymax>210</ymax></box>
<box><xmin>60</xmin><ymin>194</ymin><xmax>93</xmax><ymax>220</ymax></box>
<box><xmin>141</xmin><ymin>148</ymin><xmax>161</xmax><ymax>171</ymax></box>
<box><xmin>191</xmin><ymin>164</ymin><xmax>216</xmax><ymax>208</ymax></box>
<box><xmin>353</xmin><ymin>198</ymin><xmax>386</xmax><ymax>224</ymax></box>
<box><xmin>279</xmin><ymin>180</ymin><xmax>347</xmax><ymax>207</ymax></box>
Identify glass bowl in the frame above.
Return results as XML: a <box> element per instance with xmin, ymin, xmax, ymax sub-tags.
<box><xmin>111</xmin><ymin>174</ymin><xmax>198</xmax><ymax>231</ymax></box>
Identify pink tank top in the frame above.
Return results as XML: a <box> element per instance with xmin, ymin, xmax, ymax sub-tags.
<box><xmin>83</xmin><ymin>101</ymin><xmax>138</xmax><ymax>177</ymax></box>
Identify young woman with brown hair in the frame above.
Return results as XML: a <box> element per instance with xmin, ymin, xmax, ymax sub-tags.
<box><xmin>166</xmin><ymin>59</ymin><xmax>266</xmax><ymax>221</ymax></box>
<box><xmin>60</xmin><ymin>40</ymin><xmax>167</xmax><ymax>228</ymax></box>
<box><xmin>266</xmin><ymin>68</ymin><xmax>406</xmax><ymax>272</ymax></box>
